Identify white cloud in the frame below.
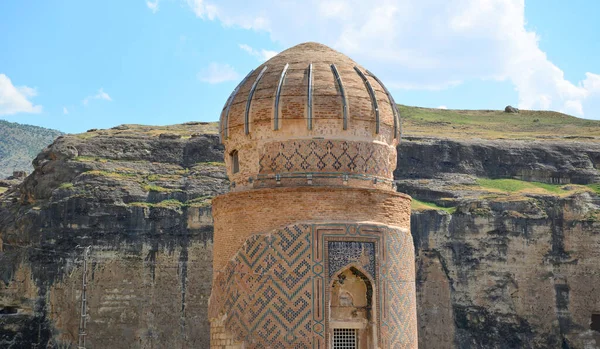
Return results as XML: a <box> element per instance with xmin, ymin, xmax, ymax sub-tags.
<box><xmin>387</xmin><ymin>80</ymin><xmax>462</xmax><ymax>91</ymax></box>
<box><xmin>186</xmin><ymin>0</ymin><xmax>218</xmax><ymax>20</ymax></box>
<box><xmin>0</xmin><ymin>74</ymin><xmax>42</xmax><ymax>115</ymax></box>
<box><xmin>239</xmin><ymin>44</ymin><xmax>278</xmax><ymax>61</ymax></box>
<box><xmin>147</xmin><ymin>0</ymin><xmax>159</xmax><ymax>13</ymax></box>
<box><xmin>198</xmin><ymin>62</ymin><xmax>239</xmax><ymax>84</ymax></box>
<box><xmin>183</xmin><ymin>0</ymin><xmax>600</xmax><ymax>118</ymax></box>
<box><xmin>437</xmin><ymin>105</ymin><xmax>448</xmax><ymax>110</ymax></box>
<box><xmin>582</xmin><ymin>73</ymin><xmax>600</xmax><ymax>95</ymax></box>
<box><xmin>185</xmin><ymin>0</ymin><xmax>267</xmax><ymax>30</ymax></box>
<box><xmin>63</xmin><ymin>107</ymin><xmax>69</xmax><ymax>114</ymax></box>
<box><xmin>82</xmin><ymin>88</ymin><xmax>112</xmax><ymax>106</ymax></box>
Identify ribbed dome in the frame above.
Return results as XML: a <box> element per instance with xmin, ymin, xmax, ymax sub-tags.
<box><xmin>219</xmin><ymin>42</ymin><xmax>401</xmax><ymax>144</ymax></box>
<box><xmin>218</xmin><ymin>42</ymin><xmax>401</xmax><ymax>192</ymax></box>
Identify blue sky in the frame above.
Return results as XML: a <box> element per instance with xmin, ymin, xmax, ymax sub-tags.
<box><xmin>0</xmin><ymin>0</ymin><xmax>599</xmax><ymax>133</ymax></box>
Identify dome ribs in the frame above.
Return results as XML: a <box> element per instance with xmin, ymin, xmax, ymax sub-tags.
<box><xmin>366</xmin><ymin>70</ymin><xmax>401</xmax><ymax>140</ymax></box>
<box><xmin>354</xmin><ymin>66</ymin><xmax>380</xmax><ymax>134</ymax></box>
<box><xmin>245</xmin><ymin>66</ymin><xmax>268</xmax><ymax>135</ymax></box>
<box><xmin>219</xmin><ymin>43</ymin><xmax>398</xmax><ymax>147</ymax></box>
<box><xmin>307</xmin><ymin>63</ymin><xmax>313</xmax><ymax>130</ymax></box>
<box><xmin>222</xmin><ymin>69</ymin><xmax>254</xmax><ymax>139</ymax></box>
<box><xmin>274</xmin><ymin>63</ymin><xmax>289</xmax><ymax>131</ymax></box>
<box><xmin>330</xmin><ymin>64</ymin><xmax>348</xmax><ymax>130</ymax></box>
<box><xmin>218</xmin><ymin>42</ymin><xmax>400</xmax><ymax>192</ymax></box>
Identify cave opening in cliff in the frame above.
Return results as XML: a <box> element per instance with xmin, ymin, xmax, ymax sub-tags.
<box><xmin>591</xmin><ymin>314</ymin><xmax>600</xmax><ymax>332</ymax></box>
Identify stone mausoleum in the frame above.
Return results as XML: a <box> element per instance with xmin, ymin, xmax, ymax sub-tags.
<box><xmin>209</xmin><ymin>42</ymin><xmax>417</xmax><ymax>348</ymax></box>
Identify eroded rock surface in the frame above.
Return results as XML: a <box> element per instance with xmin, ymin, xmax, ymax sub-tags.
<box><xmin>413</xmin><ymin>193</ymin><xmax>600</xmax><ymax>348</ymax></box>
<box><xmin>397</xmin><ymin>137</ymin><xmax>600</xmax><ymax>185</ymax></box>
<box><xmin>399</xmin><ymin>137</ymin><xmax>600</xmax><ymax>348</ymax></box>
<box><xmin>0</xmin><ymin>124</ymin><xmax>226</xmax><ymax>348</ymax></box>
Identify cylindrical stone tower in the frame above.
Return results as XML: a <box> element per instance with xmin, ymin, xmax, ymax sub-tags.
<box><xmin>209</xmin><ymin>42</ymin><xmax>417</xmax><ymax>349</ymax></box>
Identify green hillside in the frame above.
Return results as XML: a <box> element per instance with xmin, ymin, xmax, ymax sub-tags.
<box><xmin>0</xmin><ymin>120</ymin><xmax>62</xmax><ymax>178</ymax></box>
<box><xmin>400</xmin><ymin>105</ymin><xmax>600</xmax><ymax>141</ymax></box>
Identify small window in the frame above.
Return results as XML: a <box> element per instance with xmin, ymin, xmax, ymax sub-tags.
<box><xmin>591</xmin><ymin>314</ymin><xmax>600</xmax><ymax>332</ymax></box>
<box><xmin>333</xmin><ymin>328</ymin><xmax>357</xmax><ymax>349</ymax></box>
<box><xmin>230</xmin><ymin>150</ymin><xmax>239</xmax><ymax>174</ymax></box>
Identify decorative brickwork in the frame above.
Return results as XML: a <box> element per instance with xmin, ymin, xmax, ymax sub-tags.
<box><xmin>382</xmin><ymin>228</ymin><xmax>418</xmax><ymax>348</ymax></box>
<box><xmin>259</xmin><ymin>139</ymin><xmax>392</xmax><ymax>178</ymax></box>
<box><xmin>219</xmin><ymin>42</ymin><xmax>399</xmax><ymax>143</ymax></box>
<box><xmin>314</xmin><ymin>224</ymin><xmax>417</xmax><ymax>348</ymax></box>
<box><xmin>210</xmin><ymin>224</ymin><xmax>314</xmax><ymax>348</ymax></box>
<box><xmin>217</xmin><ymin>43</ymin><xmax>401</xmax><ymax>192</ymax></box>
<box><xmin>328</xmin><ymin>241</ymin><xmax>376</xmax><ymax>279</ymax></box>
<box><xmin>211</xmin><ymin>187</ymin><xmax>411</xmax><ymax>272</ymax></box>
<box><xmin>211</xmin><ymin>41</ymin><xmax>416</xmax><ymax>349</ymax></box>
<box><xmin>209</xmin><ymin>223</ymin><xmax>417</xmax><ymax>348</ymax></box>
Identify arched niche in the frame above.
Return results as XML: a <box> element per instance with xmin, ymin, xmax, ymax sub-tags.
<box><xmin>329</xmin><ymin>265</ymin><xmax>376</xmax><ymax>348</ymax></box>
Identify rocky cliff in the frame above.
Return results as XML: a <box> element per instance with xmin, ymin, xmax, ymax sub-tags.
<box><xmin>398</xmin><ymin>137</ymin><xmax>600</xmax><ymax>348</ymax></box>
<box><xmin>0</xmin><ymin>123</ymin><xmax>227</xmax><ymax>348</ymax></box>
<box><xmin>1</xmin><ymin>121</ymin><xmax>600</xmax><ymax>348</ymax></box>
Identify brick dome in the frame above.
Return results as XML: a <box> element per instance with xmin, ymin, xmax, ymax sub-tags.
<box><xmin>218</xmin><ymin>42</ymin><xmax>401</xmax><ymax>191</ymax></box>
<box><xmin>219</xmin><ymin>42</ymin><xmax>401</xmax><ymax>144</ymax></box>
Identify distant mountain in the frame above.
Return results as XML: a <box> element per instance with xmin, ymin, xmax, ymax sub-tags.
<box><xmin>0</xmin><ymin>120</ymin><xmax>63</xmax><ymax>179</ymax></box>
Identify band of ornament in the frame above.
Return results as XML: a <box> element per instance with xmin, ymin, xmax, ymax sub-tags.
<box><xmin>258</xmin><ymin>139</ymin><xmax>393</xmax><ymax>178</ymax></box>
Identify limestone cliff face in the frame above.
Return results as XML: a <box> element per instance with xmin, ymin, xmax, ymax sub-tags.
<box><xmin>0</xmin><ymin>124</ymin><xmax>227</xmax><ymax>348</ymax></box>
<box><xmin>1</xmin><ymin>126</ymin><xmax>600</xmax><ymax>348</ymax></box>
<box><xmin>398</xmin><ymin>137</ymin><xmax>600</xmax><ymax>349</ymax></box>
<box><xmin>412</xmin><ymin>194</ymin><xmax>600</xmax><ymax>349</ymax></box>
<box><xmin>397</xmin><ymin>137</ymin><xmax>600</xmax><ymax>185</ymax></box>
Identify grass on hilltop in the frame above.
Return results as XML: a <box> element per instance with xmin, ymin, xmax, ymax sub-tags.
<box><xmin>475</xmin><ymin>178</ymin><xmax>564</xmax><ymax>194</ymax></box>
<box><xmin>74</xmin><ymin>122</ymin><xmax>219</xmax><ymax>139</ymax></box>
<box><xmin>128</xmin><ymin>196</ymin><xmax>213</xmax><ymax>209</ymax></box>
<box><xmin>474</xmin><ymin>178</ymin><xmax>599</xmax><ymax>199</ymax></box>
<box><xmin>587</xmin><ymin>184</ymin><xmax>600</xmax><ymax>195</ymax></box>
<box><xmin>411</xmin><ymin>199</ymin><xmax>456</xmax><ymax>214</ymax></box>
<box><xmin>129</xmin><ymin>199</ymin><xmax>184</xmax><ymax>209</ymax></box>
<box><xmin>411</xmin><ymin>178</ymin><xmax>596</xmax><ymax>214</ymax></box>
<box><xmin>399</xmin><ymin>105</ymin><xmax>600</xmax><ymax>140</ymax></box>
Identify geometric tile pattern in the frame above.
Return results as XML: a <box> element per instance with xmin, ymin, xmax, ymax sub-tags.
<box><xmin>382</xmin><ymin>229</ymin><xmax>418</xmax><ymax>348</ymax></box>
<box><xmin>315</xmin><ymin>224</ymin><xmax>417</xmax><ymax>349</ymax></box>
<box><xmin>328</xmin><ymin>241</ymin><xmax>376</xmax><ymax>279</ymax></box>
<box><xmin>209</xmin><ymin>224</ymin><xmax>314</xmax><ymax>349</ymax></box>
<box><xmin>209</xmin><ymin>223</ymin><xmax>417</xmax><ymax>349</ymax></box>
<box><xmin>259</xmin><ymin>140</ymin><xmax>392</xmax><ymax>178</ymax></box>
<box><xmin>312</xmin><ymin>224</ymin><xmax>381</xmax><ymax>348</ymax></box>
